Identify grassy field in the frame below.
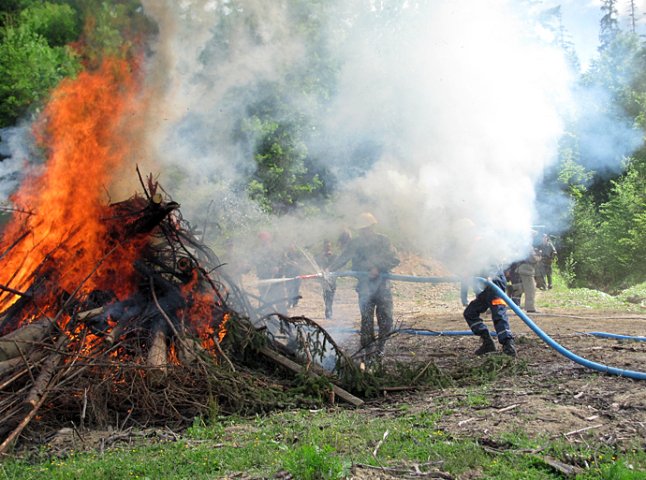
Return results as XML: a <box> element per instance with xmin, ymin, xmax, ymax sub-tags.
<box><xmin>2</xmin><ymin>408</ymin><xmax>645</xmax><ymax>479</ymax></box>
<box><xmin>540</xmin><ymin>273</ymin><xmax>645</xmax><ymax>312</ymax></box>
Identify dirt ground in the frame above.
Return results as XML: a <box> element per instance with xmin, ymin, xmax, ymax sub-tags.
<box><xmin>277</xmin><ymin>253</ymin><xmax>646</xmax><ymax>451</ymax></box>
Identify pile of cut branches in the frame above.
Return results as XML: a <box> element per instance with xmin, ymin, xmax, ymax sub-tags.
<box><xmin>0</xmin><ymin>175</ymin><xmax>360</xmax><ymax>454</ymax></box>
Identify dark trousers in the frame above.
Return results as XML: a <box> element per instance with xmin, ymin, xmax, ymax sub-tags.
<box><xmin>286</xmin><ymin>279</ymin><xmax>302</xmax><ymax>308</ymax></box>
<box><xmin>464</xmin><ymin>286</ymin><xmax>513</xmax><ymax>343</ymax></box>
<box><xmin>543</xmin><ymin>261</ymin><xmax>553</xmax><ymax>288</ymax></box>
<box><xmin>507</xmin><ymin>282</ymin><xmax>522</xmax><ymax>306</ymax></box>
<box><xmin>323</xmin><ymin>284</ymin><xmax>336</xmax><ymax>319</ymax></box>
<box><xmin>534</xmin><ymin>262</ymin><xmax>546</xmax><ymax>289</ymax></box>
<box><xmin>357</xmin><ymin>281</ymin><xmax>393</xmax><ymax>354</ymax></box>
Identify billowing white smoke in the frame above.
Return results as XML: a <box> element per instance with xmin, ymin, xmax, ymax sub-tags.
<box><xmin>137</xmin><ymin>0</ymin><xmax>573</xmax><ymax>275</ymax></box>
<box><xmin>0</xmin><ymin>125</ymin><xmax>42</xmax><ymax>203</ymax></box>
<box><xmin>136</xmin><ymin>0</ymin><xmax>308</xmax><ymax>237</ymax></box>
<box><xmin>321</xmin><ymin>1</ymin><xmax>573</xmax><ymax>275</ymax></box>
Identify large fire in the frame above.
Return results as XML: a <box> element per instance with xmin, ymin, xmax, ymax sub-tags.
<box><xmin>0</xmin><ymin>57</ymin><xmax>227</xmax><ymax>353</ymax></box>
<box><xmin>0</xmin><ymin>58</ymin><xmax>142</xmax><ymax>314</ymax></box>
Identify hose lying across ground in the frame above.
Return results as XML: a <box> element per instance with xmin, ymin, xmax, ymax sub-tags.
<box><xmin>263</xmin><ymin>271</ymin><xmax>646</xmax><ymax>380</ymax></box>
<box><xmin>479</xmin><ymin>277</ymin><xmax>646</xmax><ymax>380</ymax></box>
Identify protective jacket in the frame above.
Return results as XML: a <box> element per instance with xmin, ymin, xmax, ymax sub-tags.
<box><xmin>329</xmin><ymin>230</ymin><xmax>399</xmax><ymax>354</ymax></box>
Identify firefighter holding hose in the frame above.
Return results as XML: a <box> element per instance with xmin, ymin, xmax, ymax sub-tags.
<box><xmin>328</xmin><ymin>212</ymin><xmax>399</xmax><ymax>361</ymax></box>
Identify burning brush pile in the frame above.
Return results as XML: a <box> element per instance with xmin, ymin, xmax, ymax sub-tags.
<box><xmin>0</xmin><ymin>175</ymin><xmax>359</xmax><ymax>453</ymax></box>
<box><xmin>0</xmin><ymin>58</ymin><xmax>360</xmax><ymax>453</ymax></box>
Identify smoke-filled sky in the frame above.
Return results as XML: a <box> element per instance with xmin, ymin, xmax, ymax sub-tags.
<box><xmin>1</xmin><ymin>0</ymin><xmax>644</xmax><ymax>276</ymax></box>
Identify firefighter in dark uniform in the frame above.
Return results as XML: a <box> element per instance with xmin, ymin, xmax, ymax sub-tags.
<box><xmin>318</xmin><ymin>239</ymin><xmax>337</xmax><ymax>319</ymax></box>
<box><xmin>329</xmin><ymin>213</ymin><xmax>399</xmax><ymax>358</ymax></box>
<box><xmin>537</xmin><ymin>234</ymin><xmax>557</xmax><ymax>289</ymax></box>
<box><xmin>504</xmin><ymin>261</ymin><xmax>522</xmax><ymax>307</ymax></box>
<box><xmin>317</xmin><ymin>230</ymin><xmax>352</xmax><ymax>320</ymax></box>
<box><xmin>464</xmin><ymin>266</ymin><xmax>516</xmax><ymax>356</ymax></box>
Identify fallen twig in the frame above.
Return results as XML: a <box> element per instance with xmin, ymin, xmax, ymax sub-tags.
<box><xmin>562</xmin><ymin>424</ymin><xmax>604</xmax><ymax>437</ymax></box>
<box><xmin>259</xmin><ymin>346</ymin><xmax>363</xmax><ymax>406</ymax></box>
<box><xmin>373</xmin><ymin>429</ymin><xmax>389</xmax><ymax>457</ymax></box>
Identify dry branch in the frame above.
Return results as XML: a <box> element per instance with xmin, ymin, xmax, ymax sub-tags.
<box><xmin>0</xmin><ymin>390</ymin><xmax>48</xmax><ymax>456</ymax></box>
<box><xmin>23</xmin><ymin>336</ymin><xmax>68</xmax><ymax>411</ymax></box>
<box><xmin>0</xmin><ymin>350</ymin><xmax>44</xmax><ymax>377</ymax></box>
<box><xmin>259</xmin><ymin>346</ymin><xmax>363</xmax><ymax>406</ymax></box>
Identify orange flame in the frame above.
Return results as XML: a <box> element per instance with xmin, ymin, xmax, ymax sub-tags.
<box><xmin>0</xmin><ymin>55</ymin><xmax>229</xmax><ymax>357</ymax></box>
<box><xmin>180</xmin><ymin>270</ymin><xmax>228</xmax><ymax>350</ymax></box>
<box><xmin>0</xmin><ymin>58</ymin><xmax>143</xmax><ymax>321</ymax></box>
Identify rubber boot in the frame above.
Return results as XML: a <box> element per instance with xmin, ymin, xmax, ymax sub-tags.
<box><xmin>475</xmin><ymin>333</ymin><xmax>496</xmax><ymax>355</ymax></box>
<box><xmin>502</xmin><ymin>338</ymin><xmax>517</xmax><ymax>357</ymax></box>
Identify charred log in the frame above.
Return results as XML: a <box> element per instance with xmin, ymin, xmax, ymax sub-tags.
<box><xmin>0</xmin><ymin>279</ymin><xmax>47</xmax><ymax>335</ymax></box>
<box><xmin>0</xmin><ymin>317</ymin><xmax>53</xmax><ymax>361</ymax></box>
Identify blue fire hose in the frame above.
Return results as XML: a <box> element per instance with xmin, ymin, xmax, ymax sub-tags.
<box><xmin>398</xmin><ymin>329</ymin><xmax>646</xmax><ymax>342</ymax></box>
<box><xmin>479</xmin><ymin>277</ymin><xmax>646</xmax><ymax>380</ymax></box>
<box><xmin>327</xmin><ymin>272</ymin><xmax>646</xmax><ymax>380</ymax></box>
<box><xmin>585</xmin><ymin>332</ymin><xmax>646</xmax><ymax>342</ymax></box>
<box><xmin>332</xmin><ymin>327</ymin><xmax>646</xmax><ymax>342</ymax></box>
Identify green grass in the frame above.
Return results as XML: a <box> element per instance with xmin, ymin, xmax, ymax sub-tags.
<box><xmin>454</xmin><ymin>354</ymin><xmax>529</xmax><ymax>385</ymax></box>
<box><xmin>465</xmin><ymin>390</ymin><xmax>491</xmax><ymax>408</ymax></box>
<box><xmin>539</xmin><ymin>273</ymin><xmax>644</xmax><ymax>311</ymax></box>
<box><xmin>616</xmin><ymin>282</ymin><xmax>646</xmax><ymax>308</ymax></box>
<box><xmin>2</xmin><ymin>409</ymin><xmax>645</xmax><ymax>479</ymax></box>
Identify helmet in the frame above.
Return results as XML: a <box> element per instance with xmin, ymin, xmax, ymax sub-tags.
<box><xmin>356</xmin><ymin>212</ymin><xmax>378</xmax><ymax>229</ymax></box>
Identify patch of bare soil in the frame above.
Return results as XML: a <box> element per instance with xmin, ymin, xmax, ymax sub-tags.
<box><xmin>285</xmin><ymin>253</ymin><xmax>646</xmax><ymax>450</ymax></box>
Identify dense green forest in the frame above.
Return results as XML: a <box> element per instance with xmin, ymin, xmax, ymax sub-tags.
<box><xmin>0</xmin><ymin>0</ymin><xmax>644</xmax><ymax>292</ymax></box>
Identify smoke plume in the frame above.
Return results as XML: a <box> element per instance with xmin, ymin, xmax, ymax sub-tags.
<box><xmin>134</xmin><ymin>0</ymin><xmax>576</xmax><ymax>274</ymax></box>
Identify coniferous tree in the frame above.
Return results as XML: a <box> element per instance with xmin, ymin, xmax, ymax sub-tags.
<box><xmin>538</xmin><ymin>5</ymin><xmax>580</xmax><ymax>71</ymax></box>
<box><xmin>627</xmin><ymin>0</ymin><xmax>637</xmax><ymax>34</ymax></box>
<box><xmin>599</xmin><ymin>0</ymin><xmax>619</xmax><ymax>52</ymax></box>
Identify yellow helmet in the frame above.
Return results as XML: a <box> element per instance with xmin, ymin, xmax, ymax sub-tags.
<box><xmin>356</xmin><ymin>212</ymin><xmax>378</xmax><ymax>229</ymax></box>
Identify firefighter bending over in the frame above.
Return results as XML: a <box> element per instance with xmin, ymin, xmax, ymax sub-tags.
<box><xmin>329</xmin><ymin>212</ymin><xmax>400</xmax><ymax>359</ymax></box>
<box><xmin>464</xmin><ymin>267</ymin><xmax>516</xmax><ymax>357</ymax></box>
